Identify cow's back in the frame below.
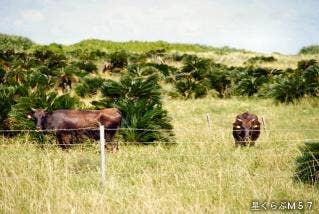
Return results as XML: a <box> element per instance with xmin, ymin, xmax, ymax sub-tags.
<box><xmin>45</xmin><ymin>109</ymin><xmax>121</xmax><ymax>130</ymax></box>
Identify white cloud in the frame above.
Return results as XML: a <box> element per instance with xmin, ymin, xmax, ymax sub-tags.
<box><xmin>2</xmin><ymin>0</ymin><xmax>319</xmax><ymax>53</ymax></box>
<box><xmin>20</xmin><ymin>9</ymin><xmax>44</xmax><ymax>22</ymax></box>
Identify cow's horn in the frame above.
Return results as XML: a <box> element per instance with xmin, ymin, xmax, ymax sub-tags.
<box><xmin>31</xmin><ymin>107</ymin><xmax>36</xmax><ymax>112</ymax></box>
<box><xmin>236</xmin><ymin>118</ymin><xmax>242</xmax><ymax>122</ymax></box>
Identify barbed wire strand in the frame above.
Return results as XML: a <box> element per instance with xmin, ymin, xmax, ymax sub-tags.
<box><xmin>0</xmin><ymin>127</ymin><xmax>319</xmax><ymax>132</ymax></box>
<box><xmin>0</xmin><ymin>139</ymin><xmax>319</xmax><ymax>147</ymax></box>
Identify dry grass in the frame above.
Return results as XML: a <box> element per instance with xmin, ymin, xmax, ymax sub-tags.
<box><xmin>0</xmin><ymin>97</ymin><xmax>319</xmax><ymax>213</ymax></box>
<box><xmin>179</xmin><ymin>51</ymin><xmax>319</xmax><ymax>70</ymax></box>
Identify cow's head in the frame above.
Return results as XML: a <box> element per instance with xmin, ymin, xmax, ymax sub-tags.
<box><xmin>232</xmin><ymin>112</ymin><xmax>261</xmax><ymax>146</ymax></box>
<box><xmin>28</xmin><ymin>108</ymin><xmax>47</xmax><ymax>130</ymax></box>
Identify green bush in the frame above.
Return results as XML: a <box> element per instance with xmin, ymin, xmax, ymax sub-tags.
<box><xmin>174</xmin><ymin>55</ymin><xmax>211</xmax><ymax>98</ymax></box>
<box><xmin>244</xmin><ymin>56</ymin><xmax>277</xmax><ymax>64</ymax></box>
<box><xmin>207</xmin><ymin>64</ymin><xmax>233</xmax><ymax>98</ymax></box>
<box><xmin>73</xmin><ymin>60</ymin><xmax>98</xmax><ymax>73</ymax></box>
<box><xmin>75</xmin><ymin>77</ymin><xmax>105</xmax><ymax>97</ymax></box>
<box><xmin>0</xmin><ymin>86</ymin><xmax>16</xmax><ymax>129</ymax></box>
<box><xmin>94</xmin><ymin>66</ymin><xmax>174</xmax><ymax>143</ymax></box>
<box><xmin>7</xmin><ymin>90</ymin><xmax>81</xmax><ymax>131</ymax></box>
<box><xmin>268</xmin><ymin>75</ymin><xmax>305</xmax><ymax>103</ymax></box>
<box><xmin>294</xmin><ymin>142</ymin><xmax>319</xmax><ymax>185</ymax></box>
<box><xmin>109</xmin><ymin>50</ymin><xmax>128</xmax><ymax>69</ymax></box>
<box><xmin>297</xmin><ymin>59</ymin><xmax>317</xmax><ymax>70</ymax></box>
<box><xmin>233</xmin><ymin>67</ymin><xmax>269</xmax><ymax>96</ymax></box>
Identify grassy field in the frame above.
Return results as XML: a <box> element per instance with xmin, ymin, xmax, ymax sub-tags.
<box><xmin>1</xmin><ymin>97</ymin><xmax>319</xmax><ymax>213</ymax></box>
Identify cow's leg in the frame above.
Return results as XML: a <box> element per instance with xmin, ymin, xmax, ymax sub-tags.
<box><xmin>249</xmin><ymin>141</ymin><xmax>255</xmax><ymax>147</ymax></box>
<box><xmin>57</xmin><ymin>131</ymin><xmax>71</xmax><ymax>149</ymax></box>
<box><xmin>103</xmin><ymin>129</ymin><xmax>118</xmax><ymax>152</ymax></box>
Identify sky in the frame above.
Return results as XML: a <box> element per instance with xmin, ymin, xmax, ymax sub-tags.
<box><xmin>0</xmin><ymin>0</ymin><xmax>318</xmax><ymax>54</ymax></box>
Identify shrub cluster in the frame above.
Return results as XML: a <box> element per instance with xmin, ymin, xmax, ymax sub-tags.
<box><xmin>93</xmin><ymin>65</ymin><xmax>174</xmax><ymax>143</ymax></box>
<box><xmin>294</xmin><ymin>142</ymin><xmax>319</xmax><ymax>185</ymax></box>
<box><xmin>169</xmin><ymin>55</ymin><xmax>319</xmax><ymax>103</ymax></box>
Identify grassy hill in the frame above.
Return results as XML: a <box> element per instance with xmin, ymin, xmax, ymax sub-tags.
<box><xmin>0</xmin><ymin>33</ymin><xmax>34</xmax><ymax>51</ymax></box>
<box><xmin>66</xmin><ymin>39</ymin><xmax>248</xmax><ymax>54</ymax></box>
<box><xmin>299</xmin><ymin>45</ymin><xmax>319</xmax><ymax>55</ymax></box>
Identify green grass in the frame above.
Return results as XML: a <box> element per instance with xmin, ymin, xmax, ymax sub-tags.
<box><xmin>1</xmin><ymin>97</ymin><xmax>319</xmax><ymax>213</ymax></box>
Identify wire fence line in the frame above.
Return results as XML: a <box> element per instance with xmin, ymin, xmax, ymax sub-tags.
<box><xmin>0</xmin><ymin>124</ymin><xmax>317</xmax><ymax>187</ymax></box>
<box><xmin>0</xmin><ymin>139</ymin><xmax>318</xmax><ymax>146</ymax></box>
<box><xmin>0</xmin><ymin>127</ymin><xmax>319</xmax><ymax>133</ymax></box>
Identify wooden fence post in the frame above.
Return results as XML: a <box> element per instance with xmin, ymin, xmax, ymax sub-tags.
<box><xmin>206</xmin><ymin>113</ymin><xmax>212</xmax><ymax>133</ymax></box>
<box><xmin>261</xmin><ymin>117</ymin><xmax>267</xmax><ymax>133</ymax></box>
<box><xmin>100</xmin><ymin>125</ymin><xmax>106</xmax><ymax>188</ymax></box>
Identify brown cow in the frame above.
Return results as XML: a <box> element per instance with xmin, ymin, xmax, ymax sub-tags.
<box><xmin>102</xmin><ymin>62</ymin><xmax>113</xmax><ymax>72</ymax></box>
<box><xmin>232</xmin><ymin>112</ymin><xmax>261</xmax><ymax>146</ymax></box>
<box><xmin>28</xmin><ymin>108</ymin><xmax>122</xmax><ymax>150</ymax></box>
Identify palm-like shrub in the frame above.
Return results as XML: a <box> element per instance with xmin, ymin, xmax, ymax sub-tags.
<box><xmin>26</xmin><ymin>70</ymin><xmax>55</xmax><ymax>90</ymax></box>
<box><xmin>75</xmin><ymin>77</ymin><xmax>105</xmax><ymax>97</ymax></box>
<box><xmin>244</xmin><ymin>56</ymin><xmax>277</xmax><ymax>65</ymax></box>
<box><xmin>297</xmin><ymin>59</ymin><xmax>317</xmax><ymax>70</ymax></box>
<box><xmin>94</xmin><ymin>65</ymin><xmax>174</xmax><ymax>143</ymax></box>
<box><xmin>56</xmin><ymin>66</ymin><xmax>80</xmax><ymax>92</ymax></box>
<box><xmin>174</xmin><ymin>55</ymin><xmax>211</xmax><ymax>98</ymax></box>
<box><xmin>208</xmin><ymin>64</ymin><xmax>234</xmax><ymax>98</ymax></box>
<box><xmin>33</xmin><ymin>47</ymin><xmax>67</xmax><ymax>70</ymax></box>
<box><xmin>144</xmin><ymin>63</ymin><xmax>177</xmax><ymax>78</ymax></box>
<box><xmin>294</xmin><ymin>142</ymin><xmax>319</xmax><ymax>186</ymax></box>
<box><xmin>73</xmin><ymin>60</ymin><xmax>97</xmax><ymax>73</ymax></box>
<box><xmin>0</xmin><ymin>86</ymin><xmax>16</xmax><ymax>129</ymax></box>
<box><xmin>109</xmin><ymin>50</ymin><xmax>128</xmax><ymax>70</ymax></box>
<box><xmin>7</xmin><ymin>90</ymin><xmax>81</xmax><ymax>131</ymax></box>
<box><xmin>268</xmin><ymin>75</ymin><xmax>305</xmax><ymax>103</ymax></box>
<box><xmin>0</xmin><ymin>66</ymin><xmax>5</xmax><ymax>83</ymax></box>
<box><xmin>115</xmin><ymin>100</ymin><xmax>173</xmax><ymax>142</ymax></box>
<box><xmin>235</xmin><ymin>73</ymin><xmax>268</xmax><ymax>96</ymax></box>
<box><xmin>302</xmin><ymin>64</ymin><xmax>319</xmax><ymax>96</ymax></box>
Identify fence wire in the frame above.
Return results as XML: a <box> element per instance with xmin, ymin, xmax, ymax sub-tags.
<box><xmin>0</xmin><ymin>127</ymin><xmax>319</xmax><ymax>133</ymax></box>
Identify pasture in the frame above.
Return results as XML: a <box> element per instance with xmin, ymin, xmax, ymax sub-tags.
<box><xmin>1</xmin><ymin>97</ymin><xmax>319</xmax><ymax>213</ymax></box>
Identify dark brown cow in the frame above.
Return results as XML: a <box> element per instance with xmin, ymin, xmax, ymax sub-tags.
<box><xmin>28</xmin><ymin>108</ymin><xmax>122</xmax><ymax>150</ymax></box>
<box><xmin>232</xmin><ymin>112</ymin><xmax>261</xmax><ymax>146</ymax></box>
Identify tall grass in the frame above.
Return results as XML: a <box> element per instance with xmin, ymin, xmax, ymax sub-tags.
<box><xmin>1</xmin><ymin>97</ymin><xmax>318</xmax><ymax>213</ymax></box>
